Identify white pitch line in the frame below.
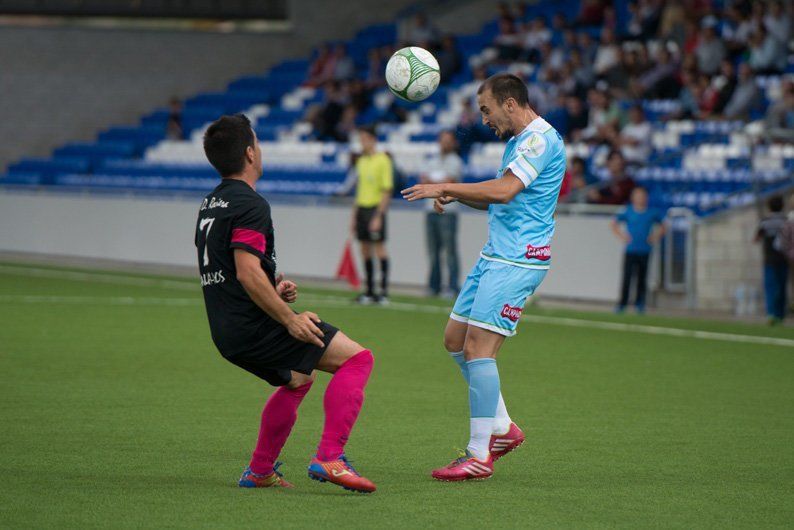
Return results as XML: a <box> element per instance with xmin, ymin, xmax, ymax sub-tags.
<box><xmin>2</xmin><ymin>266</ymin><xmax>792</xmax><ymax>348</ymax></box>
<box><xmin>0</xmin><ymin>264</ymin><xmax>197</xmax><ymax>291</ymax></box>
<box><xmin>0</xmin><ymin>294</ymin><xmax>201</xmax><ymax>306</ymax></box>
<box><xmin>297</xmin><ymin>295</ymin><xmax>794</xmax><ymax>349</ymax></box>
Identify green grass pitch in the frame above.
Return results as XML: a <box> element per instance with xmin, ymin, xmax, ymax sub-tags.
<box><xmin>1</xmin><ymin>262</ymin><xmax>793</xmax><ymax>528</ymax></box>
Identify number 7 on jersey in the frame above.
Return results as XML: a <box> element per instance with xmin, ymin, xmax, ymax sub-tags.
<box><xmin>199</xmin><ymin>217</ymin><xmax>215</xmax><ymax>266</ymax></box>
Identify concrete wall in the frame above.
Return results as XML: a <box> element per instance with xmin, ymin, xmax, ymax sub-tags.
<box><xmin>0</xmin><ymin>190</ymin><xmax>626</xmax><ymax>302</ymax></box>
<box><xmin>0</xmin><ymin>0</ymin><xmax>421</xmax><ymax>169</ymax></box>
<box><xmin>694</xmin><ymin>207</ymin><xmax>763</xmax><ymax>312</ymax></box>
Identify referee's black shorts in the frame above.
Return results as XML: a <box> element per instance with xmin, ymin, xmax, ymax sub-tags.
<box><xmin>355</xmin><ymin>206</ymin><xmax>387</xmax><ymax>243</ymax></box>
<box><xmin>223</xmin><ymin>321</ymin><xmax>339</xmax><ymax>386</ymax></box>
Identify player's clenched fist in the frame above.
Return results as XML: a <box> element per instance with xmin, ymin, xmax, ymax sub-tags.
<box><xmin>275</xmin><ymin>273</ymin><xmax>298</xmax><ymax>303</ymax></box>
<box><xmin>286</xmin><ymin>311</ymin><xmax>325</xmax><ymax>347</ymax></box>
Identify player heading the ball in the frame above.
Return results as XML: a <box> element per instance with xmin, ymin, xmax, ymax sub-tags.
<box><xmin>402</xmin><ymin>73</ymin><xmax>567</xmax><ymax>481</ymax></box>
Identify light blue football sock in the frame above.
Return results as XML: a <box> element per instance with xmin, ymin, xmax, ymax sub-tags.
<box><xmin>450</xmin><ymin>351</ymin><xmax>469</xmax><ymax>383</ymax></box>
<box><xmin>451</xmin><ymin>352</ymin><xmax>512</xmax><ymax>435</ymax></box>
<box><xmin>466</xmin><ymin>358</ymin><xmax>500</xmax><ymax>460</ymax></box>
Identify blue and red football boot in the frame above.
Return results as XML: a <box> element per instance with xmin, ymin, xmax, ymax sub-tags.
<box><xmin>307</xmin><ymin>455</ymin><xmax>376</xmax><ymax>493</ymax></box>
<box><xmin>238</xmin><ymin>462</ymin><xmax>293</xmax><ymax>488</ymax></box>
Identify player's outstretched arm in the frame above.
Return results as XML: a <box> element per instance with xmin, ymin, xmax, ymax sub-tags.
<box><xmin>402</xmin><ymin>171</ymin><xmax>524</xmax><ymax>205</ymax></box>
<box><xmin>234</xmin><ymin>250</ymin><xmax>324</xmax><ymax>347</ymax></box>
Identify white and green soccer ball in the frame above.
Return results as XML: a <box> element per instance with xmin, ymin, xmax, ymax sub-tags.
<box><xmin>385</xmin><ymin>46</ymin><xmax>441</xmax><ymax>102</ymax></box>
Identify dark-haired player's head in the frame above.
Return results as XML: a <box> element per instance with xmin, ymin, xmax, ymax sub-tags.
<box><xmin>476</xmin><ymin>73</ymin><xmax>533</xmax><ymax>140</ymax></box>
<box><xmin>203</xmin><ymin>114</ymin><xmax>262</xmax><ymax>179</ymax></box>
<box><xmin>768</xmin><ymin>195</ymin><xmax>784</xmax><ymax>213</ymax></box>
<box><xmin>357</xmin><ymin>125</ymin><xmax>377</xmax><ymax>155</ymax></box>
<box><xmin>631</xmin><ymin>185</ymin><xmax>649</xmax><ymax>210</ymax></box>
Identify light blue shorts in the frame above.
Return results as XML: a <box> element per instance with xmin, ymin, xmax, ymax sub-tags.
<box><xmin>450</xmin><ymin>257</ymin><xmax>547</xmax><ymax>337</ymax></box>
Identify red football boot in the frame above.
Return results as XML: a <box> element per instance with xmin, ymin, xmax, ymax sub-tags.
<box><xmin>431</xmin><ymin>450</ymin><xmax>493</xmax><ymax>482</ymax></box>
<box><xmin>307</xmin><ymin>455</ymin><xmax>376</xmax><ymax>493</ymax></box>
<box><xmin>489</xmin><ymin>422</ymin><xmax>525</xmax><ymax>461</ymax></box>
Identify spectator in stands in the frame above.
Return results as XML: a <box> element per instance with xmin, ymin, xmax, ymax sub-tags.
<box><xmin>561</xmin><ymin>156</ymin><xmax>590</xmax><ymax>202</ymax></box>
<box><xmin>755</xmin><ymin>196</ymin><xmax>788</xmax><ymax>324</ymax></box>
<box><xmin>723</xmin><ymin>63</ymin><xmax>763</xmax><ymax>120</ymax></box>
<box><xmin>569</xmin><ymin>49</ymin><xmax>595</xmax><ymax>97</ymax></box>
<box><xmin>348</xmin><ymin>79</ymin><xmax>371</xmax><ymax>113</ymax></box>
<box><xmin>577</xmin><ymin>0</ymin><xmax>608</xmax><ymax>26</ymax></box>
<box><xmin>421</xmin><ymin>131</ymin><xmax>462</xmax><ymax>297</ymax></box>
<box><xmin>314</xmin><ymin>81</ymin><xmax>348</xmax><ymax>141</ymax></box>
<box><xmin>306</xmin><ymin>44</ymin><xmax>334</xmax><ymax>87</ymax></box>
<box><xmin>565</xmin><ymin>95</ymin><xmax>590</xmax><ymax>142</ymax></box>
<box><xmin>764</xmin><ymin>1</ymin><xmax>791</xmax><ymax>44</ymax></box>
<box><xmin>436</xmin><ymin>35</ymin><xmax>462</xmax><ymax>83</ymax></box>
<box><xmin>765</xmin><ymin>79</ymin><xmax>794</xmax><ymax>144</ymax></box>
<box><xmin>582</xmin><ymin>88</ymin><xmax>622</xmax><ymax>143</ymax></box>
<box><xmin>674</xmin><ymin>71</ymin><xmax>703</xmax><ymax>119</ymax></box>
<box><xmin>626</xmin><ymin>0</ymin><xmax>662</xmax><ymax>41</ymax></box>
<box><xmin>611</xmin><ymin>186</ymin><xmax>666</xmax><ymax>314</ymax></box>
<box><xmin>601</xmin><ymin>47</ymin><xmax>635</xmax><ymax>99</ymax></box>
<box><xmin>350</xmin><ymin>126</ymin><xmax>393</xmax><ymax>304</ymax></box>
<box><xmin>658</xmin><ymin>0</ymin><xmax>687</xmax><ymax>45</ymax></box>
<box><xmin>492</xmin><ymin>17</ymin><xmax>522</xmax><ymax>62</ymax></box>
<box><xmin>332</xmin><ymin>44</ymin><xmax>356</xmax><ymax>82</ymax></box>
<box><xmin>522</xmin><ymin>17</ymin><xmax>552</xmax><ymax>62</ymax></box>
<box><xmin>694</xmin><ymin>21</ymin><xmax>726</xmax><ymax>76</ymax></box>
<box><xmin>365</xmin><ymin>48</ymin><xmax>386</xmax><ymax>89</ymax></box>
<box><xmin>455</xmin><ymin>97</ymin><xmax>492</xmax><ymax>155</ymax></box>
<box><xmin>748</xmin><ymin>25</ymin><xmax>787</xmax><ymax>75</ymax></box>
<box><xmin>166</xmin><ymin>97</ymin><xmax>183</xmax><ymax>140</ymax></box>
<box><xmin>635</xmin><ymin>45</ymin><xmax>679</xmax><ymax>99</ymax></box>
<box><xmin>589</xmin><ymin>150</ymin><xmax>635</xmax><ymax>205</ymax></box>
<box><xmin>593</xmin><ymin>27</ymin><xmax>620</xmax><ymax>76</ymax></box>
<box><xmin>401</xmin><ymin>12</ymin><xmax>440</xmax><ymax>48</ymax></box>
<box><xmin>703</xmin><ymin>59</ymin><xmax>738</xmax><ymax>117</ymax></box>
<box><xmin>722</xmin><ymin>4</ymin><xmax>754</xmax><ymax>58</ymax></box>
<box><xmin>336</xmin><ymin>105</ymin><xmax>358</xmax><ymax>142</ymax></box>
<box><xmin>579</xmin><ymin>31</ymin><xmax>598</xmax><ymax>67</ymax></box>
<box><xmin>617</xmin><ymin>105</ymin><xmax>652</xmax><ymax>166</ymax></box>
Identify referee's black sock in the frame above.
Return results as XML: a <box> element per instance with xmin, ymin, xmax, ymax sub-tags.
<box><xmin>365</xmin><ymin>258</ymin><xmax>375</xmax><ymax>297</ymax></box>
<box><xmin>380</xmin><ymin>258</ymin><xmax>389</xmax><ymax>297</ymax></box>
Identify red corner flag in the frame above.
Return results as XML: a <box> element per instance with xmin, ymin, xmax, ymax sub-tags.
<box><xmin>335</xmin><ymin>239</ymin><xmax>360</xmax><ymax>289</ymax></box>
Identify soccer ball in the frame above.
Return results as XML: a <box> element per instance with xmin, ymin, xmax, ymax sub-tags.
<box><xmin>385</xmin><ymin>47</ymin><xmax>441</xmax><ymax>102</ymax></box>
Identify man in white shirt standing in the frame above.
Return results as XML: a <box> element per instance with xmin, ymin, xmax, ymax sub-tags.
<box><xmin>420</xmin><ymin>131</ymin><xmax>463</xmax><ymax>297</ymax></box>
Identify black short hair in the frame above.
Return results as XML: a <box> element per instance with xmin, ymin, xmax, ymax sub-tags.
<box><xmin>477</xmin><ymin>73</ymin><xmax>530</xmax><ymax>107</ymax></box>
<box><xmin>203</xmin><ymin>114</ymin><xmax>255</xmax><ymax>178</ymax></box>
<box><xmin>768</xmin><ymin>196</ymin><xmax>784</xmax><ymax>212</ymax></box>
<box><xmin>357</xmin><ymin>125</ymin><xmax>377</xmax><ymax>138</ymax></box>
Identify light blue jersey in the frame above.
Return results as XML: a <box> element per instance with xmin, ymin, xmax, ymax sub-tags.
<box><xmin>451</xmin><ymin>117</ymin><xmax>566</xmax><ymax>337</ymax></box>
<box><xmin>480</xmin><ymin>117</ymin><xmax>566</xmax><ymax>269</ymax></box>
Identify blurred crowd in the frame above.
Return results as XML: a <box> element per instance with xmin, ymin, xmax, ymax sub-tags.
<box><xmin>478</xmin><ymin>0</ymin><xmax>792</xmax><ymax>204</ymax></box>
<box><xmin>271</xmin><ymin>1</ymin><xmax>793</xmax><ymax>209</ymax></box>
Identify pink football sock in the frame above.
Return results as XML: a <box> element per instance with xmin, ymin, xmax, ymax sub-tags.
<box><xmin>249</xmin><ymin>380</ymin><xmax>313</xmax><ymax>475</ymax></box>
<box><xmin>317</xmin><ymin>350</ymin><xmax>374</xmax><ymax>461</ymax></box>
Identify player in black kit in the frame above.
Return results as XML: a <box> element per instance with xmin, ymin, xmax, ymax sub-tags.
<box><xmin>195</xmin><ymin>114</ymin><xmax>376</xmax><ymax>493</ymax></box>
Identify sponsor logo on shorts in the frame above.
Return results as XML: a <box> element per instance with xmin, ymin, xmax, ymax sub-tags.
<box><xmin>501</xmin><ymin>304</ymin><xmax>522</xmax><ymax>322</ymax></box>
<box><xmin>525</xmin><ymin>244</ymin><xmax>551</xmax><ymax>261</ymax></box>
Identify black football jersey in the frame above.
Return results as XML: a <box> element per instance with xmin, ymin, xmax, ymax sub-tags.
<box><xmin>195</xmin><ymin>178</ymin><xmax>277</xmax><ymax>356</ymax></box>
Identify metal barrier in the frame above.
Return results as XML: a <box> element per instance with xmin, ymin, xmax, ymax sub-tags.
<box><xmin>662</xmin><ymin>207</ymin><xmax>697</xmax><ymax>308</ymax></box>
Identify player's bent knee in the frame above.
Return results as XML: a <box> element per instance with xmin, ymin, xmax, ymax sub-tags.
<box><xmin>443</xmin><ymin>333</ymin><xmax>464</xmax><ymax>353</ymax></box>
<box><xmin>316</xmin><ymin>332</ymin><xmax>368</xmax><ymax>373</ymax></box>
<box><xmin>443</xmin><ymin>319</ymin><xmax>467</xmax><ymax>353</ymax></box>
<box><xmin>286</xmin><ymin>371</ymin><xmax>315</xmax><ymax>389</ymax></box>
